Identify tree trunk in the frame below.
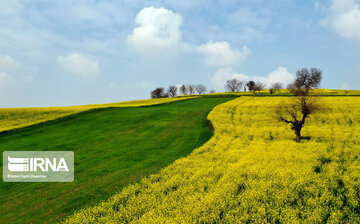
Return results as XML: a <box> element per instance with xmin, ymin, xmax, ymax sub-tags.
<box><xmin>295</xmin><ymin>129</ymin><xmax>301</xmax><ymax>142</ymax></box>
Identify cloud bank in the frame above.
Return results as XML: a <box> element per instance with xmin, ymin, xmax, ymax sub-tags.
<box><xmin>127</xmin><ymin>7</ymin><xmax>250</xmax><ymax>66</ymax></box>
<box><xmin>322</xmin><ymin>0</ymin><xmax>360</xmax><ymax>41</ymax></box>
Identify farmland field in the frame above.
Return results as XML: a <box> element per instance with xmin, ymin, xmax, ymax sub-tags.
<box><xmin>64</xmin><ymin>96</ymin><xmax>360</xmax><ymax>223</ymax></box>
<box><xmin>3</xmin><ymin>0</ymin><xmax>360</xmax><ymax>223</ymax></box>
<box><xmin>0</xmin><ymin>97</ymin><xmax>231</xmax><ymax>224</ymax></box>
<box><xmin>0</xmin><ymin>97</ymin><xmax>194</xmax><ymax>133</ymax></box>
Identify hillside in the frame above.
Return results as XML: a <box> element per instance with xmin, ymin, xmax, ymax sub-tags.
<box><xmin>64</xmin><ymin>96</ymin><xmax>360</xmax><ymax>223</ymax></box>
<box><xmin>0</xmin><ymin>97</ymin><xmax>231</xmax><ymax>224</ymax></box>
<box><xmin>0</xmin><ymin>97</ymin><xmax>194</xmax><ymax>133</ymax></box>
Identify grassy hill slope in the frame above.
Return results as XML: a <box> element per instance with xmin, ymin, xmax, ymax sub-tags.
<box><xmin>0</xmin><ymin>97</ymin><xmax>194</xmax><ymax>132</ymax></box>
<box><xmin>0</xmin><ymin>97</ymin><xmax>231</xmax><ymax>224</ymax></box>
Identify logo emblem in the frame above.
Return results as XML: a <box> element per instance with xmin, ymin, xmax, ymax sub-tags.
<box><xmin>3</xmin><ymin>151</ymin><xmax>74</xmax><ymax>182</ymax></box>
<box><xmin>8</xmin><ymin>156</ymin><xmax>30</xmax><ymax>172</ymax></box>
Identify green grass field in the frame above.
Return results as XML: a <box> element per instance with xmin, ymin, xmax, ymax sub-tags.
<box><xmin>0</xmin><ymin>97</ymin><xmax>232</xmax><ymax>223</ymax></box>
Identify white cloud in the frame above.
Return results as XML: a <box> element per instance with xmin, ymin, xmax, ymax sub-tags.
<box><xmin>321</xmin><ymin>0</ymin><xmax>360</xmax><ymax>41</ymax></box>
<box><xmin>57</xmin><ymin>53</ymin><xmax>100</xmax><ymax>77</ymax></box>
<box><xmin>197</xmin><ymin>41</ymin><xmax>251</xmax><ymax>67</ymax></box>
<box><xmin>210</xmin><ymin>66</ymin><xmax>294</xmax><ymax>90</ymax></box>
<box><xmin>0</xmin><ymin>55</ymin><xmax>21</xmax><ymax>71</ymax></box>
<box><xmin>267</xmin><ymin>67</ymin><xmax>295</xmax><ymax>86</ymax></box>
<box><xmin>210</xmin><ymin>67</ymin><xmax>246</xmax><ymax>89</ymax></box>
<box><xmin>127</xmin><ymin>7</ymin><xmax>252</xmax><ymax>67</ymax></box>
<box><xmin>127</xmin><ymin>7</ymin><xmax>183</xmax><ymax>56</ymax></box>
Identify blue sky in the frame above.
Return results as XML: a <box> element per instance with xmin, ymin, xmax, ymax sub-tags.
<box><xmin>0</xmin><ymin>0</ymin><xmax>359</xmax><ymax>107</ymax></box>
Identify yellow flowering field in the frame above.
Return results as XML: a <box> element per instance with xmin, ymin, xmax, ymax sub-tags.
<box><xmin>206</xmin><ymin>89</ymin><xmax>360</xmax><ymax>96</ymax></box>
<box><xmin>64</xmin><ymin>96</ymin><xmax>360</xmax><ymax>223</ymax></box>
<box><xmin>0</xmin><ymin>97</ymin><xmax>195</xmax><ymax>132</ymax></box>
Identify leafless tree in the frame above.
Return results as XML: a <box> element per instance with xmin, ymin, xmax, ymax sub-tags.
<box><xmin>225</xmin><ymin>79</ymin><xmax>243</xmax><ymax>92</ymax></box>
<box><xmin>288</xmin><ymin>68</ymin><xmax>322</xmax><ymax>96</ymax></box>
<box><xmin>179</xmin><ymin>85</ymin><xmax>187</xmax><ymax>95</ymax></box>
<box><xmin>275</xmin><ymin>68</ymin><xmax>323</xmax><ymax>142</ymax></box>
<box><xmin>276</xmin><ymin>96</ymin><xmax>320</xmax><ymax>142</ymax></box>
<box><xmin>270</xmin><ymin>82</ymin><xmax>283</xmax><ymax>94</ymax></box>
<box><xmin>210</xmin><ymin>89</ymin><xmax>216</xmax><ymax>93</ymax></box>
<box><xmin>188</xmin><ymin>85</ymin><xmax>196</xmax><ymax>95</ymax></box>
<box><xmin>195</xmin><ymin>84</ymin><xmax>207</xmax><ymax>94</ymax></box>
<box><xmin>254</xmin><ymin>82</ymin><xmax>265</xmax><ymax>93</ymax></box>
<box><xmin>151</xmin><ymin>87</ymin><xmax>167</xmax><ymax>99</ymax></box>
<box><xmin>167</xmin><ymin>86</ymin><xmax>178</xmax><ymax>97</ymax></box>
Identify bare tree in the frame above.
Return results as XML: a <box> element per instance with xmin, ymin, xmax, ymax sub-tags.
<box><xmin>179</xmin><ymin>85</ymin><xmax>187</xmax><ymax>95</ymax></box>
<box><xmin>188</xmin><ymin>85</ymin><xmax>196</xmax><ymax>95</ymax></box>
<box><xmin>288</xmin><ymin>68</ymin><xmax>322</xmax><ymax>96</ymax></box>
<box><xmin>275</xmin><ymin>68</ymin><xmax>323</xmax><ymax>142</ymax></box>
<box><xmin>195</xmin><ymin>84</ymin><xmax>207</xmax><ymax>94</ymax></box>
<box><xmin>210</xmin><ymin>89</ymin><xmax>216</xmax><ymax>93</ymax></box>
<box><xmin>151</xmin><ymin>87</ymin><xmax>167</xmax><ymax>99</ymax></box>
<box><xmin>246</xmin><ymin>81</ymin><xmax>255</xmax><ymax>93</ymax></box>
<box><xmin>167</xmin><ymin>86</ymin><xmax>178</xmax><ymax>97</ymax></box>
<box><xmin>276</xmin><ymin>96</ymin><xmax>320</xmax><ymax>142</ymax></box>
<box><xmin>270</xmin><ymin>82</ymin><xmax>283</xmax><ymax>94</ymax></box>
<box><xmin>225</xmin><ymin>79</ymin><xmax>243</xmax><ymax>92</ymax></box>
<box><xmin>254</xmin><ymin>82</ymin><xmax>265</xmax><ymax>93</ymax></box>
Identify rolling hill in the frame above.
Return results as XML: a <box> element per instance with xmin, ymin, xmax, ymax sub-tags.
<box><xmin>0</xmin><ymin>97</ymin><xmax>231</xmax><ymax>223</ymax></box>
<box><xmin>1</xmin><ymin>90</ymin><xmax>360</xmax><ymax>223</ymax></box>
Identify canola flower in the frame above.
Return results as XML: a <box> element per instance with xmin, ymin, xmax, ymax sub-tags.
<box><xmin>64</xmin><ymin>96</ymin><xmax>360</xmax><ymax>223</ymax></box>
<box><xmin>0</xmin><ymin>97</ymin><xmax>195</xmax><ymax>132</ymax></box>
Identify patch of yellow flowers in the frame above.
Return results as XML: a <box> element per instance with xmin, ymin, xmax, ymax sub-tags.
<box><xmin>207</xmin><ymin>89</ymin><xmax>360</xmax><ymax>96</ymax></box>
<box><xmin>0</xmin><ymin>97</ymin><xmax>194</xmax><ymax>132</ymax></box>
<box><xmin>64</xmin><ymin>96</ymin><xmax>360</xmax><ymax>223</ymax></box>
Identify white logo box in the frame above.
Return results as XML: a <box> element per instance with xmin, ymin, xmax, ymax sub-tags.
<box><xmin>3</xmin><ymin>151</ymin><xmax>74</xmax><ymax>182</ymax></box>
